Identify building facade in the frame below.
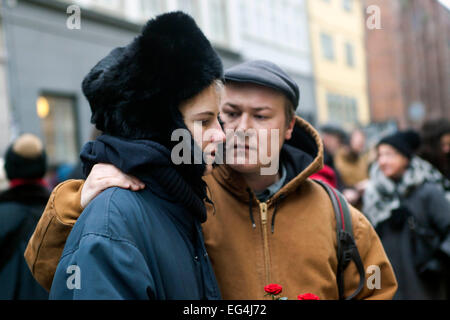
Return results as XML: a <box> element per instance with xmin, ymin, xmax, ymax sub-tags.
<box><xmin>236</xmin><ymin>0</ymin><xmax>317</xmax><ymax>123</ymax></box>
<box><xmin>1</xmin><ymin>0</ymin><xmax>144</xmax><ymax>167</ymax></box>
<box><xmin>0</xmin><ymin>0</ymin><xmax>12</xmax><ymax>156</ymax></box>
<box><xmin>365</xmin><ymin>0</ymin><xmax>450</xmax><ymax>129</ymax></box>
<box><xmin>307</xmin><ymin>0</ymin><xmax>370</xmax><ymax>129</ymax></box>
<box><xmin>1</xmin><ymin>0</ymin><xmax>316</xmax><ymax>167</ymax></box>
<box><xmin>69</xmin><ymin>0</ymin><xmax>317</xmax><ymax>122</ymax></box>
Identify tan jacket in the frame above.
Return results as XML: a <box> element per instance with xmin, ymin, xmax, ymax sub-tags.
<box><xmin>25</xmin><ymin>117</ymin><xmax>397</xmax><ymax>299</ymax></box>
<box><xmin>334</xmin><ymin>148</ymin><xmax>369</xmax><ymax>187</ymax></box>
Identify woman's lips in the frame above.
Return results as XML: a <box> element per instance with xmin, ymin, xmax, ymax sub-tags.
<box><xmin>234</xmin><ymin>145</ymin><xmax>253</xmax><ymax>150</ymax></box>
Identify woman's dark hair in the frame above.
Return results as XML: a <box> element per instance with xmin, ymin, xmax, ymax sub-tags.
<box><xmin>418</xmin><ymin>119</ymin><xmax>450</xmax><ymax>178</ymax></box>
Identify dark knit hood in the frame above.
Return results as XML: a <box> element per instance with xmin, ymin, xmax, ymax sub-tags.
<box><xmin>80</xmin><ymin>134</ymin><xmax>208</xmax><ymax>222</ymax></box>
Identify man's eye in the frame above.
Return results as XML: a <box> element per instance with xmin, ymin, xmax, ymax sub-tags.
<box><xmin>225</xmin><ymin>112</ymin><xmax>238</xmax><ymax>118</ymax></box>
<box><xmin>254</xmin><ymin>115</ymin><xmax>267</xmax><ymax>120</ymax></box>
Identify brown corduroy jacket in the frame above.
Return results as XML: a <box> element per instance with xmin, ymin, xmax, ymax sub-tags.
<box><xmin>25</xmin><ymin>117</ymin><xmax>397</xmax><ymax>299</ymax></box>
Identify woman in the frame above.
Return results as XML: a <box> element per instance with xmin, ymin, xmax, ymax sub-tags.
<box><xmin>419</xmin><ymin>119</ymin><xmax>450</xmax><ymax>182</ymax></box>
<box><xmin>363</xmin><ymin>130</ymin><xmax>450</xmax><ymax>300</ymax></box>
<box><xmin>45</xmin><ymin>12</ymin><xmax>226</xmax><ymax>299</ymax></box>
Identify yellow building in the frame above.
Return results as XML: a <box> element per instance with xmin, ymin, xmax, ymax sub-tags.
<box><xmin>307</xmin><ymin>0</ymin><xmax>370</xmax><ymax>129</ymax></box>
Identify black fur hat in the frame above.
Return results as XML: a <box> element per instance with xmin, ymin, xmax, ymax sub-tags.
<box><xmin>82</xmin><ymin>11</ymin><xmax>223</xmax><ymax>140</ymax></box>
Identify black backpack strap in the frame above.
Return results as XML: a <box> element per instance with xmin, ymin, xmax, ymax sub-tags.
<box><xmin>314</xmin><ymin>179</ymin><xmax>366</xmax><ymax>300</ymax></box>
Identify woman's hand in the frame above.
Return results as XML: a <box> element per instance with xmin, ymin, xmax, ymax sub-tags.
<box><xmin>80</xmin><ymin>163</ymin><xmax>145</xmax><ymax>208</ymax></box>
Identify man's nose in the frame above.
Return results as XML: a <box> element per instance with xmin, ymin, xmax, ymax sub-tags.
<box><xmin>236</xmin><ymin>113</ymin><xmax>251</xmax><ymax>132</ymax></box>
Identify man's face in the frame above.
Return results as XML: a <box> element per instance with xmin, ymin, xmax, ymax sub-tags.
<box><xmin>322</xmin><ymin>134</ymin><xmax>342</xmax><ymax>156</ymax></box>
<box><xmin>219</xmin><ymin>82</ymin><xmax>295</xmax><ymax>175</ymax></box>
<box><xmin>350</xmin><ymin>130</ymin><xmax>366</xmax><ymax>154</ymax></box>
<box><xmin>440</xmin><ymin>133</ymin><xmax>450</xmax><ymax>156</ymax></box>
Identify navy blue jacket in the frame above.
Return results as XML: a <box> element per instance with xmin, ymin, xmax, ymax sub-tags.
<box><xmin>49</xmin><ymin>135</ymin><xmax>221</xmax><ymax>300</ymax></box>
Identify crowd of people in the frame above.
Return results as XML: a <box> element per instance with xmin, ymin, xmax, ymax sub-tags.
<box><xmin>0</xmin><ymin>12</ymin><xmax>449</xmax><ymax>301</ymax></box>
<box><xmin>317</xmin><ymin>124</ymin><xmax>450</xmax><ymax>299</ymax></box>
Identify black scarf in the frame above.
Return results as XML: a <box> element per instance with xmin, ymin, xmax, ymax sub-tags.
<box><xmin>80</xmin><ymin>134</ymin><xmax>208</xmax><ymax>223</ymax></box>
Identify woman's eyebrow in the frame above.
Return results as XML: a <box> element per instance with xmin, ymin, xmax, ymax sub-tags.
<box><xmin>193</xmin><ymin>111</ymin><xmax>216</xmax><ymax>117</ymax></box>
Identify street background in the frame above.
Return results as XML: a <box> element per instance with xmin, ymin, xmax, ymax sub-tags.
<box><xmin>0</xmin><ymin>0</ymin><xmax>449</xmax><ymax>186</ymax></box>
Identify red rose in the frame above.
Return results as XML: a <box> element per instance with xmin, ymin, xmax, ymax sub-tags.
<box><xmin>264</xmin><ymin>284</ymin><xmax>283</xmax><ymax>295</ymax></box>
<box><xmin>297</xmin><ymin>293</ymin><xmax>320</xmax><ymax>300</ymax></box>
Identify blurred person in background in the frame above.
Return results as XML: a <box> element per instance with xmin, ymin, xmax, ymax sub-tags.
<box><xmin>0</xmin><ymin>158</ymin><xmax>8</xmax><ymax>192</ymax></box>
<box><xmin>334</xmin><ymin>128</ymin><xmax>370</xmax><ymax>208</ymax></box>
<box><xmin>0</xmin><ymin>133</ymin><xmax>49</xmax><ymax>300</ymax></box>
<box><xmin>418</xmin><ymin>119</ymin><xmax>450</xmax><ymax>181</ymax></box>
<box><xmin>318</xmin><ymin>124</ymin><xmax>348</xmax><ymax>190</ymax></box>
<box><xmin>363</xmin><ymin>130</ymin><xmax>450</xmax><ymax>300</ymax></box>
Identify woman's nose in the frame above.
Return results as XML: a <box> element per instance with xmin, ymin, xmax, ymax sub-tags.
<box><xmin>210</xmin><ymin>119</ymin><xmax>226</xmax><ymax>143</ymax></box>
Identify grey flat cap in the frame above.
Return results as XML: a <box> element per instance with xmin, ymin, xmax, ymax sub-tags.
<box><xmin>224</xmin><ymin>60</ymin><xmax>300</xmax><ymax>109</ymax></box>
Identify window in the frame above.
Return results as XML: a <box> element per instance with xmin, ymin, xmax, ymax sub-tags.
<box><xmin>326</xmin><ymin>93</ymin><xmax>358</xmax><ymax>125</ymax></box>
<box><xmin>37</xmin><ymin>95</ymin><xmax>79</xmax><ymax>166</ymax></box>
<box><xmin>208</xmin><ymin>0</ymin><xmax>228</xmax><ymax>44</ymax></box>
<box><xmin>141</xmin><ymin>0</ymin><xmax>166</xmax><ymax>18</ymax></box>
<box><xmin>177</xmin><ymin>0</ymin><xmax>199</xmax><ymax>20</ymax></box>
<box><xmin>342</xmin><ymin>0</ymin><xmax>353</xmax><ymax>11</ymax></box>
<box><xmin>320</xmin><ymin>33</ymin><xmax>335</xmax><ymax>61</ymax></box>
<box><xmin>345</xmin><ymin>42</ymin><xmax>355</xmax><ymax>67</ymax></box>
<box><xmin>240</xmin><ymin>0</ymin><xmax>304</xmax><ymax>50</ymax></box>
<box><xmin>91</xmin><ymin>0</ymin><xmax>123</xmax><ymax>11</ymax></box>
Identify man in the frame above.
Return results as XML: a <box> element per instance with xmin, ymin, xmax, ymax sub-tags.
<box><xmin>26</xmin><ymin>60</ymin><xmax>397</xmax><ymax>300</ymax></box>
<box><xmin>0</xmin><ymin>134</ymin><xmax>49</xmax><ymax>299</ymax></box>
<box><xmin>334</xmin><ymin>128</ymin><xmax>370</xmax><ymax>208</ymax></box>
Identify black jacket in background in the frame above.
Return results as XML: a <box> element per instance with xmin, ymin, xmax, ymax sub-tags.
<box><xmin>0</xmin><ymin>184</ymin><xmax>50</xmax><ymax>300</ymax></box>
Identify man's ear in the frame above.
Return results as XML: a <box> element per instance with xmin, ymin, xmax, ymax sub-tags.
<box><xmin>285</xmin><ymin>117</ymin><xmax>296</xmax><ymax>141</ymax></box>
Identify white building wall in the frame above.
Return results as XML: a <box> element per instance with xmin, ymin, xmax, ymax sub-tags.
<box><xmin>63</xmin><ymin>0</ymin><xmax>313</xmax><ymax>75</ymax></box>
<box><xmin>58</xmin><ymin>0</ymin><xmax>317</xmax><ymax>119</ymax></box>
<box><xmin>0</xmin><ymin>7</ymin><xmax>12</xmax><ymax>156</ymax></box>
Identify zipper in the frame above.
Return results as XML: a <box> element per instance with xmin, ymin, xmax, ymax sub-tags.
<box><xmin>259</xmin><ymin>201</ymin><xmax>271</xmax><ymax>286</ymax></box>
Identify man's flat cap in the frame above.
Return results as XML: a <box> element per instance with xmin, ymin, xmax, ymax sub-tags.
<box><xmin>225</xmin><ymin>60</ymin><xmax>300</xmax><ymax>109</ymax></box>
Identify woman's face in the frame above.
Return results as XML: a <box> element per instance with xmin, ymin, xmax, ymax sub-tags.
<box><xmin>179</xmin><ymin>82</ymin><xmax>226</xmax><ymax>175</ymax></box>
<box><xmin>377</xmin><ymin>144</ymin><xmax>409</xmax><ymax>180</ymax></box>
<box><xmin>440</xmin><ymin>133</ymin><xmax>450</xmax><ymax>156</ymax></box>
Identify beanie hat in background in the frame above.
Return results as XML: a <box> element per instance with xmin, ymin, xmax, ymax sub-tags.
<box><xmin>4</xmin><ymin>134</ymin><xmax>47</xmax><ymax>180</ymax></box>
<box><xmin>82</xmin><ymin>11</ymin><xmax>224</xmax><ymax>141</ymax></box>
<box><xmin>377</xmin><ymin>130</ymin><xmax>422</xmax><ymax>159</ymax></box>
